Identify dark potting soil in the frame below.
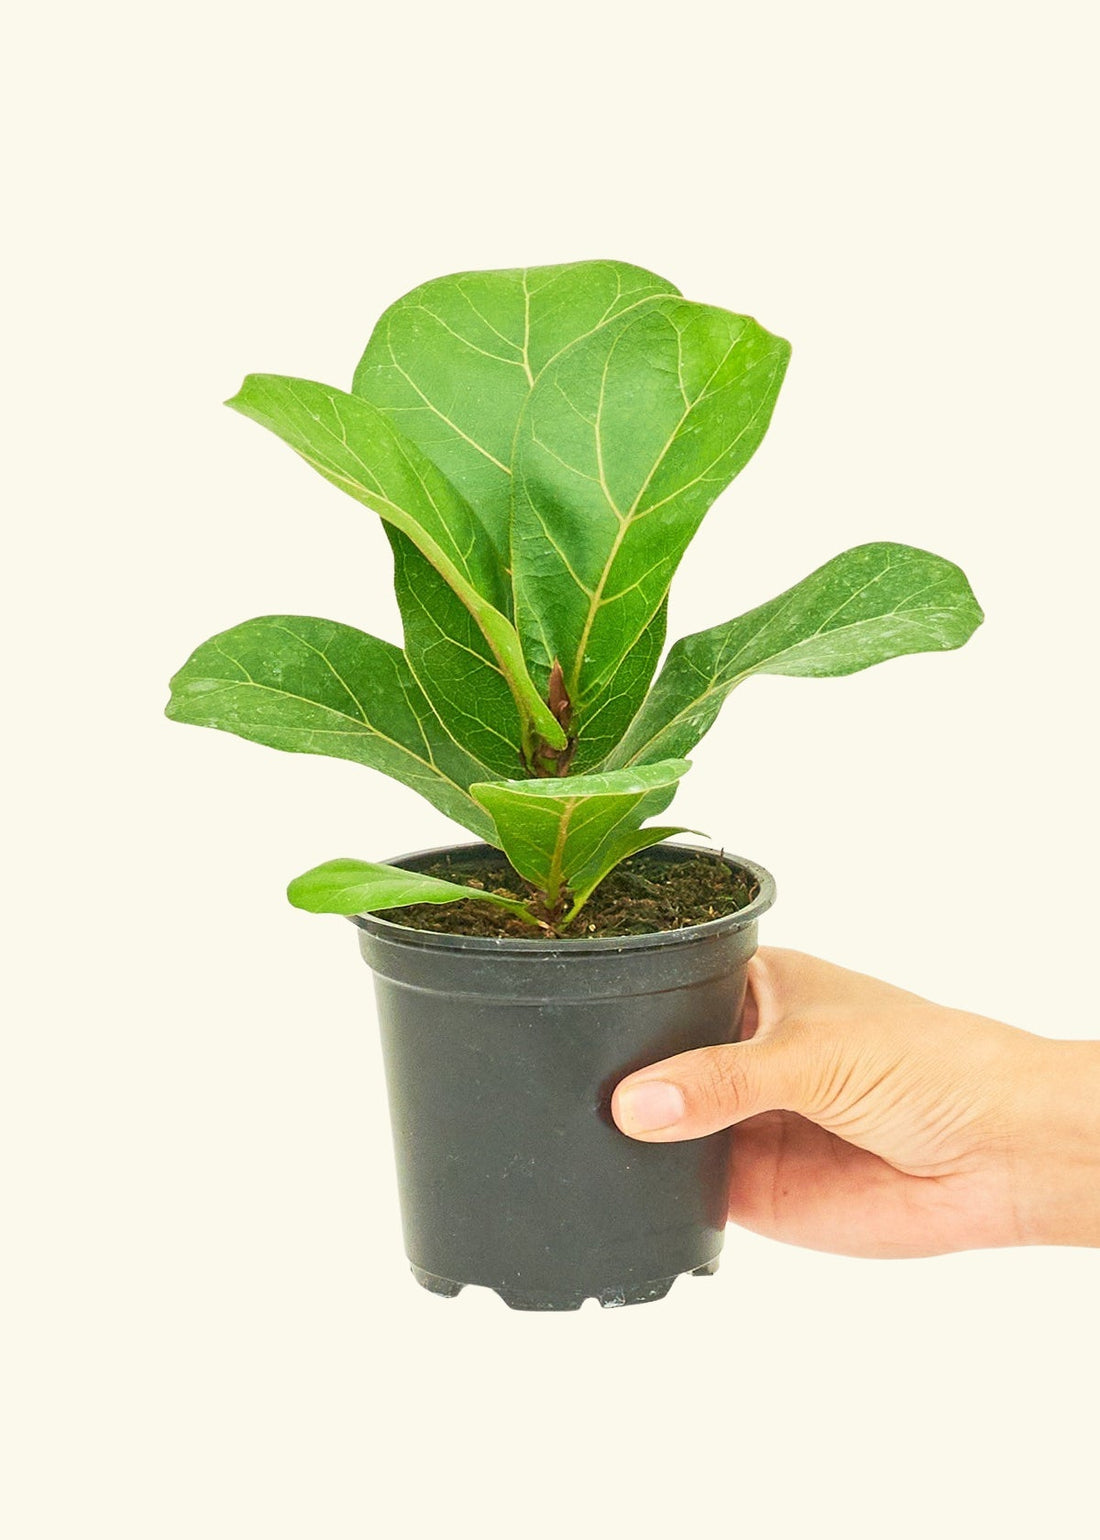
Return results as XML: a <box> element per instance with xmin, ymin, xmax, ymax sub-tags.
<box><xmin>379</xmin><ymin>850</ymin><xmax>758</xmax><ymax>940</ymax></box>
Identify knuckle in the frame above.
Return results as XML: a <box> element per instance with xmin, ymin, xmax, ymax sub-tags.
<box><xmin>777</xmin><ymin>1018</ymin><xmax>849</xmax><ymax>1117</ymax></box>
<box><xmin>690</xmin><ymin>1047</ymin><xmax>754</xmax><ymax>1124</ymax></box>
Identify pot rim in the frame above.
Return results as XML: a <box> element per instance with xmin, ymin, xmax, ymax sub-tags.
<box><xmin>349</xmin><ymin>841</ymin><xmax>776</xmax><ymax>956</ymax></box>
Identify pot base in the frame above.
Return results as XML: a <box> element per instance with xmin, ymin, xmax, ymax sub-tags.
<box><xmin>410</xmin><ymin>1257</ymin><xmax>721</xmax><ymax>1312</ymax></box>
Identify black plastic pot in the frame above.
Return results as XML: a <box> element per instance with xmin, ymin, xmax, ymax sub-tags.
<box><xmin>352</xmin><ymin>842</ymin><xmax>775</xmax><ymax>1311</ymax></box>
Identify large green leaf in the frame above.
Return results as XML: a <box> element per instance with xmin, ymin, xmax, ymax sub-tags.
<box><xmin>352</xmin><ymin>261</ymin><xmax>680</xmax><ymax>772</ymax></box>
<box><xmin>605</xmin><ymin>543</ymin><xmax>985</xmax><ymax>768</ymax></box>
<box><xmin>165</xmin><ymin>615</ymin><xmax>496</xmax><ymax>838</ymax></box>
<box><xmin>288</xmin><ymin>858</ymin><xmax>538</xmax><ymax>923</ymax></box>
<box><xmin>352</xmin><ymin>259</ymin><xmax>681</xmax><ymax>563</ymax></box>
<box><xmin>226</xmin><ymin>375</ymin><xmax>565</xmax><ymax>757</ymax></box>
<box><xmin>385</xmin><ymin>532</ymin><xmax>526</xmax><ymax>777</ymax></box>
<box><xmin>511</xmin><ymin>296</ymin><xmax>791</xmax><ymax>768</ymax></box>
<box><xmin>471</xmin><ymin>760</ymin><xmax>689</xmax><ymax>912</ymax></box>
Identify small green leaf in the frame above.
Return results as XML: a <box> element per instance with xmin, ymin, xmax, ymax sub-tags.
<box><xmin>471</xmin><ymin>760</ymin><xmax>689</xmax><ymax>911</ymax></box>
<box><xmin>226</xmin><ymin>374</ymin><xmax>565</xmax><ymax>756</ymax></box>
<box><xmin>165</xmin><ymin>615</ymin><xmax>496</xmax><ymax>838</ymax></box>
<box><xmin>563</xmin><ymin>826</ymin><xmax>697</xmax><ymax>920</ymax></box>
<box><xmin>287</xmin><ymin>858</ymin><xmax>539</xmax><ymax>923</ymax></box>
<box><xmin>606</xmin><ymin>543</ymin><xmax>985</xmax><ymax>767</ymax></box>
<box><xmin>511</xmin><ymin>296</ymin><xmax>790</xmax><ymax>766</ymax></box>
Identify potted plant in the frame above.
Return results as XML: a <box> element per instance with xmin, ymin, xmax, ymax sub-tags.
<box><xmin>167</xmin><ymin>259</ymin><xmax>982</xmax><ymax>1310</ymax></box>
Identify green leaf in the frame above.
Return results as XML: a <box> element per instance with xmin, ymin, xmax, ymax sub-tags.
<box><xmin>471</xmin><ymin>760</ymin><xmax>689</xmax><ymax>911</ymax></box>
<box><xmin>606</xmin><ymin>543</ymin><xmax>985</xmax><ymax>768</ymax></box>
<box><xmin>564</xmin><ymin>826</ymin><xmax>696</xmax><ymax>920</ymax></box>
<box><xmin>385</xmin><ymin>532</ymin><xmax>525</xmax><ymax>777</ymax></box>
<box><xmin>352</xmin><ymin>261</ymin><xmax>679</xmax><ymax>773</ymax></box>
<box><xmin>165</xmin><ymin>615</ymin><xmax>496</xmax><ymax>838</ymax></box>
<box><xmin>511</xmin><ymin>296</ymin><xmax>791</xmax><ymax>767</ymax></box>
<box><xmin>226</xmin><ymin>375</ymin><xmax>565</xmax><ymax>756</ymax></box>
<box><xmin>287</xmin><ymin>858</ymin><xmax>540</xmax><ymax>923</ymax></box>
<box><xmin>352</xmin><ymin>259</ymin><xmax>681</xmax><ymax>564</ymax></box>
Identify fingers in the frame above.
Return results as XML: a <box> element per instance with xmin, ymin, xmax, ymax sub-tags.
<box><xmin>736</xmin><ymin>955</ymin><xmax>763</xmax><ymax>1040</ymax></box>
<box><xmin>727</xmin><ymin>1112</ymin><xmax>958</xmax><ymax>1259</ymax></box>
<box><xmin>734</xmin><ymin>948</ymin><xmax>821</xmax><ymax>1043</ymax></box>
<box><xmin>754</xmin><ymin>945</ymin><xmax>931</xmax><ymax>1020</ymax></box>
<box><xmin>611</xmin><ymin>1030</ymin><xmax>815</xmax><ymax>1142</ymax></box>
<box><xmin>748</xmin><ymin>946</ymin><xmax>849</xmax><ymax>1026</ymax></box>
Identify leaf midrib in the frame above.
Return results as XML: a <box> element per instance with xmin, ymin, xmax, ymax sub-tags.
<box><xmin>613</xmin><ymin>593</ymin><xmax>974</xmax><ymax>766</ymax></box>
<box><xmin>565</xmin><ymin>314</ymin><xmax>771</xmax><ymax>702</ymax></box>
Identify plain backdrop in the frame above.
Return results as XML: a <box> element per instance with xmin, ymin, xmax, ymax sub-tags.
<box><xmin>3</xmin><ymin>1</ymin><xmax>1097</xmax><ymax>1536</ymax></box>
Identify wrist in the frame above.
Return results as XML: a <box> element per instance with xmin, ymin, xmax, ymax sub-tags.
<box><xmin>1012</xmin><ymin>1038</ymin><xmax>1100</xmax><ymax>1248</ymax></box>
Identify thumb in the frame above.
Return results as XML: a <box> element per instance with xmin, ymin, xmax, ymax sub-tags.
<box><xmin>611</xmin><ymin>954</ymin><xmax>818</xmax><ymax>1141</ymax></box>
<box><xmin>611</xmin><ymin>1031</ymin><xmax>810</xmax><ymax>1141</ymax></box>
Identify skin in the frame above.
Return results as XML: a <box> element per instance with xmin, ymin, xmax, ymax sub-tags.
<box><xmin>611</xmin><ymin>948</ymin><xmax>1100</xmax><ymax>1257</ymax></box>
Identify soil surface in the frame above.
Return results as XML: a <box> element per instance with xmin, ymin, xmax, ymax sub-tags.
<box><xmin>376</xmin><ymin>849</ymin><xmax>758</xmax><ymax>940</ymax></box>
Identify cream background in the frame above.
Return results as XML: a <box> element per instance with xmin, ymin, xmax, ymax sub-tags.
<box><xmin>4</xmin><ymin>1</ymin><xmax>1097</xmax><ymax>1535</ymax></box>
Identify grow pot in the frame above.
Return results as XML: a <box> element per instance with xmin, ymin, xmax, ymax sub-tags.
<box><xmin>352</xmin><ymin>842</ymin><xmax>775</xmax><ymax>1311</ymax></box>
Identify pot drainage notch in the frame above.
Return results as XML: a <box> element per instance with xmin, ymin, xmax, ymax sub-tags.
<box><xmin>409</xmin><ymin>1259</ymin><xmax>720</xmax><ymax>1311</ymax></box>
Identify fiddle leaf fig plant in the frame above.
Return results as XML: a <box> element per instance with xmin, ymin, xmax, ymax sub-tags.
<box><xmin>167</xmin><ymin>259</ymin><xmax>983</xmax><ymax>933</ymax></box>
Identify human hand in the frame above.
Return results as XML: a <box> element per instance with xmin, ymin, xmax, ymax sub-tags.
<box><xmin>611</xmin><ymin>947</ymin><xmax>1100</xmax><ymax>1257</ymax></box>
